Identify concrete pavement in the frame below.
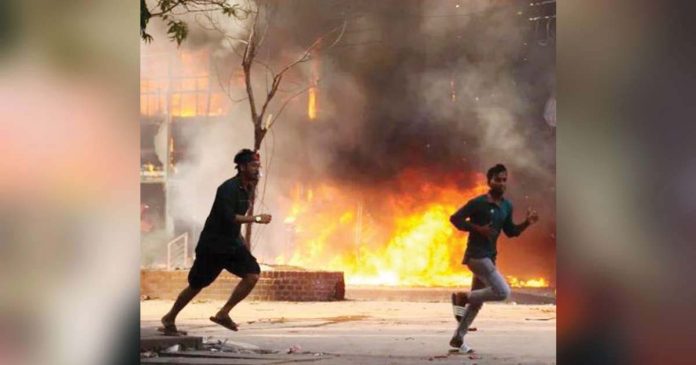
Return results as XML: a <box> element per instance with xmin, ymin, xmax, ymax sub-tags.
<box><xmin>141</xmin><ymin>300</ymin><xmax>556</xmax><ymax>364</ymax></box>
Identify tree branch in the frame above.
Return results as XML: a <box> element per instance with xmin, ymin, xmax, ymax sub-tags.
<box><xmin>254</xmin><ymin>22</ymin><xmax>343</xmax><ymax>126</ymax></box>
<box><xmin>242</xmin><ymin>9</ymin><xmax>260</xmax><ymax>125</ymax></box>
<box><xmin>267</xmin><ymin>85</ymin><xmax>313</xmax><ymax>130</ymax></box>
<box><xmin>272</xmin><ymin>19</ymin><xmax>348</xmax><ymax>82</ymax></box>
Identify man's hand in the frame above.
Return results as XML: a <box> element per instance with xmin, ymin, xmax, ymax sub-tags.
<box><xmin>526</xmin><ymin>208</ymin><xmax>539</xmax><ymax>224</ymax></box>
<box><xmin>255</xmin><ymin>214</ymin><xmax>272</xmax><ymax>224</ymax></box>
<box><xmin>474</xmin><ymin>223</ymin><xmax>498</xmax><ymax>241</ymax></box>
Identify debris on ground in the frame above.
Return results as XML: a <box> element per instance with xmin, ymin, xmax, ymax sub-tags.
<box><xmin>163</xmin><ymin>344</ymin><xmax>180</xmax><ymax>353</ymax></box>
<box><xmin>141</xmin><ymin>351</ymin><xmax>157</xmax><ymax>358</ymax></box>
<box><xmin>287</xmin><ymin>345</ymin><xmax>302</xmax><ymax>354</ymax></box>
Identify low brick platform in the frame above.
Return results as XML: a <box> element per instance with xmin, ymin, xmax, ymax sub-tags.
<box><xmin>141</xmin><ymin>270</ymin><xmax>345</xmax><ymax>301</ymax></box>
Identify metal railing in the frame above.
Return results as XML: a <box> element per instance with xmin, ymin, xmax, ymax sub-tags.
<box><xmin>166</xmin><ymin>233</ymin><xmax>189</xmax><ymax>270</ymax></box>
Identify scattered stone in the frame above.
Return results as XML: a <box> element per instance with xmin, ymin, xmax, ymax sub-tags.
<box><xmin>163</xmin><ymin>344</ymin><xmax>180</xmax><ymax>353</ymax></box>
<box><xmin>141</xmin><ymin>351</ymin><xmax>157</xmax><ymax>358</ymax></box>
<box><xmin>287</xmin><ymin>345</ymin><xmax>302</xmax><ymax>354</ymax></box>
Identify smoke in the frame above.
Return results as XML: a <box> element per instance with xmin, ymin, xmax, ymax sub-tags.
<box><xmin>142</xmin><ymin>0</ymin><xmax>556</xmax><ymax>280</ymax></box>
<box><xmin>140</xmin><ymin>0</ymin><xmax>257</xmax><ymax>266</ymax></box>
<box><xmin>266</xmin><ymin>0</ymin><xmax>556</xmax><ymax>278</ymax></box>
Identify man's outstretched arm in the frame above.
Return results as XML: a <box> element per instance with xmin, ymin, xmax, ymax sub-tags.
<box><xmin>502</xmin><ymin>207</ymin><xmax>538</xmax><ymax>237</ymax></box>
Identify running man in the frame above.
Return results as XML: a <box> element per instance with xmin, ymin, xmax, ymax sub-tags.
<box><xmin>448</xmin><ymin>163</ymin><xmax>539</xmax><ymax>352</ymax></box>
<box><xmin>159</xmin><ymin>149</ymin><xmax>272</xmax><ymax>335</ymax></box>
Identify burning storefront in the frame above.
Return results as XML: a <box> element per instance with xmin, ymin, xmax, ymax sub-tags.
<box><xmin>140</xmin><ymin>45</ymin><xmax>233</xmax><ymax>266</ymax></box>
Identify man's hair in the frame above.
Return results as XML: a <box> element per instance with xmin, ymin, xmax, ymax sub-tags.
<box><xmin>486</xmin><ymin>163</ymin><xmax>507</xmax><ymax>182</ymax></box>
<box><xmin>234</xmin><ymin>149</ymin><xmax>257</xmax><ymax>167</ymax></box>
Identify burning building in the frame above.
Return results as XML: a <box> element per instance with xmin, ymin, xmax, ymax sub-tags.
<box><xmin>140</xmin><ymin>0</ymin><xmax>556</xmax><ymax>293</ymax></box>
<box><xmin>140</xmin><ymin>44</ymin><xmax>237</xmax><ymax>266</ymax></box>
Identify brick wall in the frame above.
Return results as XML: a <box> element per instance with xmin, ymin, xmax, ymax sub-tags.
<box><xmin>141</xmin><ymin>270</ymin><xmax>345</xmax><ymax>301</ymax></box>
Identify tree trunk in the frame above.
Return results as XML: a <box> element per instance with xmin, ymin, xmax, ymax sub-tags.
<box><xmin>245</xmin><ymin>121</ymin><xmax>264</xmax><ymax>250</ymax></box>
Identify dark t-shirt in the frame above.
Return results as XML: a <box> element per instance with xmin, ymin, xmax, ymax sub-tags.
<box><xmin>196</xmin><ymin>175</ymin><xmax>250</xmax><ymax>254</ymax></box>
<box><xmin>450</xmin><ymin>194</ymin><xmax>521</xmax><ymax>262</ymax></box>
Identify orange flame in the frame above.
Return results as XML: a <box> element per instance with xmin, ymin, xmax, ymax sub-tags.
<box><xmin>307</xmin><ymin>57</ymin><xmax>319</xmax><ymax>120</ymax></box>
<box><xmin>508</xmin><ymin>277</ymin><xmax>549</xmax><ymax>288</ymax></box>
<box><xmin>275</xmin><ymin>170</ymin><xmax>549</xmax><ymax>288</ymax></box>
<box><xmin>141</xmin><ymin>48</ymin><xmax>230</xmax><ymax>118</ymax></box>
<box><xmin>307</xmin><ymin>87</ymin><xmax>318</xmax><ymax>120</ymax></box>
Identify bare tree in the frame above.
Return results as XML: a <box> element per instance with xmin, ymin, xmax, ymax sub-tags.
<box><xmin>235</xmin><ymin>6</ymin><xmax>346</xmax><ymax>151</ymax></box>
<box><xmin>226</xmin><ymin>2</ymin><xmax>347</xmax><ymax>245</ymax></box>
<box><xmin>144</xmin><ymin>0</ymin><xmax>347</xmax><ymax>247</ymax></box>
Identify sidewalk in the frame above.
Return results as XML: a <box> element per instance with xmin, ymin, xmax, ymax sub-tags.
<box><xmin>141</xmin><ymin>300</ymin><xmax>556</xmax><ymax>364</ymax></box>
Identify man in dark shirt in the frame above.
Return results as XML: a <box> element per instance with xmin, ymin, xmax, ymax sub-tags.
<box><xmin>159</xmin><ymin>149</ymin><xmax>272</xmax><ymax>335</ymax></box>
<box><xmin>448</xmin><ymin>163</ymin><xmax>539</xmax><ymax>352</ymax></box>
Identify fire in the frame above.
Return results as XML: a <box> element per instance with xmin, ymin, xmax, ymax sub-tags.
<box><xmin>508</xmin><ymin>277</ymin><xmax>549</xmax><ymax>288</ymax></box>
<box><xmin>275</xmin><ymin>169</ymin><xmax>549</xmax><ymax>288</ymax></box>
<box><xmin>141</xmin><ymin>48</ymin><xmax>231</xmax><ymax>118</ymax></box>
<box><xmin>307</xmin><ymin>57</ymin><xmax>319</xmax><ymax>120</ymax></box>
<box><xmin>307</xmin><ymin>87</ymin><xmax>318</xmax><ymax>120</ymax></box>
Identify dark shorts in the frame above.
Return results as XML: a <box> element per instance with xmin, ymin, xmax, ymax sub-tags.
<box><xmin>188</xmin><ymin>246</ymin><xmax>261</xmax><ymax>289</ymax></box>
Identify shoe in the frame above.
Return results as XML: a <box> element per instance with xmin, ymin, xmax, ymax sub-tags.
<box><xmin>458</xmin><ymin>342</ymin><xmax>473</xmax><ymax>354</ymax></box>
<box><xmin>451</xmin><ymin>292</ymin><xmax>468</xmax><ymax>321</ymax></box>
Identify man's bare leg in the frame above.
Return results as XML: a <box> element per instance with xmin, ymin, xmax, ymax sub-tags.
<box><xmin>210</xmin><ymin>273</ymin><xmax>259</xmax><ymax>329</ymax></box>
<box><xmin>161</xmin><ymin>286</ymin><xmax>202</xmax><ymax>331</ymax></box>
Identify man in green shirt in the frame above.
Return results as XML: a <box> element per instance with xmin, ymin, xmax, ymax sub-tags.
<box><xmin>448</xmin><ymin>163</ymin><xmax>539</xmax><ymax>352</ymax></box>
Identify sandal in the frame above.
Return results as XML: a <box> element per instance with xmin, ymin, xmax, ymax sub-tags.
<box><xmin>157</xmin><ymin>324</ymin><xmax>187</xmax><ymax>336</ymax></box>
<box><xmin>209</xmin><ymin>315</ymin><xmax>239</xmax><ymax>332</ymax></box>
